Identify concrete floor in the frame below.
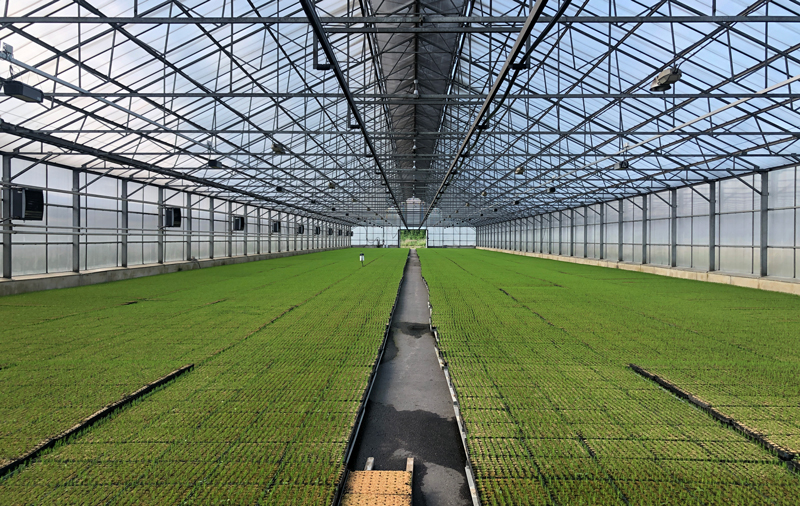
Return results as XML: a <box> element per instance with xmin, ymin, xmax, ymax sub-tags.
<box><xmin>351</xmin><ymin>249</ymin><xmax>470</xmax><ymax>506</ymax></box>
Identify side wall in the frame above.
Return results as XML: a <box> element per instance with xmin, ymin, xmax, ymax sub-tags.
<box><xmin>0</xmin><ymin>155</ymin><xmax>352</xmax><ymax>280</ymax></box>
<box><xmin>477</xmin><ymin>247</ymin><xmax>800</xmax><ymax>296</ymax></box>
<box><xmin>0</xmin><ymin>248</ymin><xmax>343</xmax><ymax>297</ymax></box>
<box><xmin>476</xmin><ymin>166</ymin><xmax>800</xmax><ymax>284</ymax></box>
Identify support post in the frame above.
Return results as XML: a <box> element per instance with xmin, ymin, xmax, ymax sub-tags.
<box><xmin>583</xmin><ymin>207</ymin><xmax>588</xmax><ymax>258</ymax></box>
<box><xmin>256</xmin><ymin>208</ymin><xmax>261</xmax><ymax>255</ymax></box>
<box><xmin>243</xmin><ymin>205</ymin><xmax>248</xmax><ymax>256</ymax></box>
<box><xmin>760</xmin><ymin>171</ymin><xmax>769</xmax><ymax>277</ymax></box>
<box><xmin>570</xmin><ymin>209</ymin><xmax>575</xmax><ymax>256</ymax></box>
<box><xmin>642</xmin><ymin>195</ymin><xmax>648</xmax><ymax>264</ymax></box>
<box><xmin>277</xmin><ymin>212</ymin><xmax>282</xmax><ymax>252</ymax></box>
<box><xmin>157</xmin><ymin>187</ymin><xmax>164</xmax><ymax>264</ymax></box>
<box><xmin>227</xmin><ymin>200</ymin><xmax>233</xmax><ymax>257</ymax></box>
<box><xmin>209</xmin><ymin>197</ymin><xmax>215</xmax><ymax>259</ymax></box>
<box><xmin>267</xmin><ymin>210</ymin><xmax>272</xmax><ymax>253</ymax></box>
<box><xmin>670</xmin><ymin>189</ymin><xmax>677</xmax><ymax>267</ymax></box>
<box><xmin>121</xmin><ymin>179</ymin><xmax>128</xmax><ymax>267</ymax></box>
<box><xmin>2</xmin><ymin>155</ymin><xmax>12</xmax><ymax>278</ymax></box>
<box><xmin>599</xmin><ymin>203</ymin><xmax>605</xmax><ymax>260</ymax></box>
<box><xmin>73</xmin><ymin>169</ymin><xmax>81</xmax><ymax>272</ymax></box>
<box><xmin>618</xmin><ymin>200</ymin><xmax>623</xmax><ymax>262</ymax></box>
<box><xmin>709</xmin><ymin>181</ymin><xmax>716</xmax><ymax>271</ymax></box>
<box><xmin>186</xmin><ymin>193</ymin><xmax>192</xmax><ymax>261</ymax></box>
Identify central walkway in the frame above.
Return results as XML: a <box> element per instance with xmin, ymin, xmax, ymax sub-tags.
<box><xmin>351</xmin><ymin>249</ymin><xmax>470</xmax><ymax>506</ymax></box>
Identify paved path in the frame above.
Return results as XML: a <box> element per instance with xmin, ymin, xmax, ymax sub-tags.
<box><xmin>351</xmin><ymin>249</ymin><xmax>470</xmax><ymax>506</ymax></box>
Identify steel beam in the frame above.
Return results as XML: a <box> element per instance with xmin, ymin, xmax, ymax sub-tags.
<box><xmin>1</xmin><ymin>15</ymin><xmax>793</xmax><ymax>25</ymax></box>
<box><xmin>0</xmin><ymin>120</ymin><xmax>355</xmax><ymax>224</ymax></box>
<box><xmin>298</xmin><ymin>0</ymin><xmax>407</xmax><ymax>228</ymax></box>
<box><xmin>422</xmin><ymin>0</ymin><xmax>554</xmax><ymax>226</ymax></box>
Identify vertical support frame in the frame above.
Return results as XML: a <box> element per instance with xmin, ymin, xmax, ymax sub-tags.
<box><xmin>709</xmin><ymin>181</ymin><xmax>716</xmax><ymax>271</ymax></box>
<box><xmin>618</xmin><ymin>200</ymin><xmax>623</xmax><ymax>262</ymax></box>
<box><xmin>227</xmin><ymin>200</ymin><xmax>233</xmax><ymax>257</ymax></box>
<box><xmin>760</xmin><ymin>171</ymin><xmax>769</xmax><ymax>277</ymax></box>
<box><xmin>186</xmin><ymin>193</ymin><xmax>192</xmax><ymax>261</ymax></box>
<box><xmin>73</xmin><ymin>169</ymin><xmax>81</xmax><ymax>272</ymax></box>
<box><xmin>121</xmin><ymin>179</ymin><xmax>128</xmax><ymax>268</ymax></box>
<box><xmin>243</xmin><ymin>204</ymin><xmax>248</xmax><ymax>256</ymax></box>
<box><xmin>209</xmin><ymin>197</ymin><xmax>215</xmax><ymax>259</ymax></box>
<box><xmin>670</xmin><ymin>189</ymin><xmax>678</xmax><ymax>267</ymax></box>
<box><xmin>642</xmin><ymin>195</ymin><xmax>648</xmax><ymax>265</ymax></box>
<box><xmin>2</xmin><ymin>155</ymin><xmax>11</xmax><ymax>278</ymax></box>
<box><xmin>599</xmin><ymin>203</ymin><xmax>605</xmax><ymax>260</ymax></box>
<box><xmin>157</xmin><ymin>187</ymin><xmax>164</xmax><ymax>264</ymax></box>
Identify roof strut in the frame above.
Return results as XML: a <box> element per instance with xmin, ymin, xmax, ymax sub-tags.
<box><xmin>299</xmin><ymin>0</ymin><xmax>409</xmax><ymax>229</ymax></box>
<box><xmin>421</xmin><ymin>0</ymin><xmax>571</xmax><ymax>227</ymax></box>
<box><xmin>0</xmin><ymin>120</ymin><xmax>354</xmax><ymax>225</ymax></box>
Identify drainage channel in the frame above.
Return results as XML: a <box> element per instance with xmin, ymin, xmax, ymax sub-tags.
<box><xmin>349</xmin><ymin>249</ymin><xmax>471</xmax><ymax>506</ymax></box>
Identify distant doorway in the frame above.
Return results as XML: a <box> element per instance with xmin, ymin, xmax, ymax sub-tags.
<box><xmin>399</xmin><ymin>229</ymin><xmax>427</xmax><ymax>248</ymax></box>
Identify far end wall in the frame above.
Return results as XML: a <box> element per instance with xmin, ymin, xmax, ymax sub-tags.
<box><xmin>352</xmin><ymin>226</ymin><xmax>476</xmax><ymax>248</ymax></box>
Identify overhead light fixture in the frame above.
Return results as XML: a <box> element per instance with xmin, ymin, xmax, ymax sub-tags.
<box><xmin>650</xmin><ymin>67</ymin><xmax>682</xmax><ymax>92</ymax></box>
<box><xmin>548</xmin><ymin>187</ymin><xmax>556</xmax><ymax>193</ymax></box>
<box><xmin>2</xmin><ymin>80</ymin><xmax>44</xmax><ymax>103</ymax></box>
<box><xmin>614</xmin><ymin>160</ymin><xmax>629</xmax><ymax>170</ymax></box>
<box><xmin>272</xmin><ymin>142</ymin><xmax>287</xmax><ymax>154</ymax></box>
<box><xmin>208</xmin><ymin>159</ymin><xmax>223</xmax><ymax>169</ymax></box>
<box><xmin>514</xmin><ymin>200</ymin><xmax>520</xmax><ymax>205</ymax></box>
<box><xmin>310</xmin><ymin>199</ymin><xmax>317</xmax><ymax>204</ymax></box>
<box><xmin>514</xmin><ymin>166</ymin><xmax>525</xmax><ymax>175</ymax></box>
<box><xmin>481</xmin><ymin>191</ymin><xmax>487</xmax><ymax>197</ymax></box>
<box><xmin>276</xmin><ymin>186</ymin><xmax>283</xmax><ymax>192</ymax></box>
<box><xmin>328</xmin><ymin>182</ymin><xmax>335</xmax><ymax>189</ymax></box>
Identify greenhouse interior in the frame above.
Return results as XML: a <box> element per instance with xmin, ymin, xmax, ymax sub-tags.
<box><xmin>1</xmin><ymin>0</ymin><xmax>800</xmax><ymax>504</ymax></box>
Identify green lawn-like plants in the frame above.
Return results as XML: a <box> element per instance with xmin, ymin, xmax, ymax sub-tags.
<box><xmin>0</xmin><ymin>249</ymin><xmax>407</xmax><ymax>504</ymax></box>
<box><xmin>418</xmin><ymin>248</ymin><xmax>800</xmax><ymax>505</ymax></box>
<box><xmin>399</xmin><ymin>229</ymin><xmax>426</xmax><ymax>248</ymax></box>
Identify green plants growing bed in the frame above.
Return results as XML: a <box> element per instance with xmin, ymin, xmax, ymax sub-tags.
<box><xmin>419</xmin><ymin>248</ymin><xmax>800</xmax><ymax>505</ymax></box>
<box><xmin>0</xmin><ymin>249</ymin><xmax>407</xmax><ymax>504</ymax></box>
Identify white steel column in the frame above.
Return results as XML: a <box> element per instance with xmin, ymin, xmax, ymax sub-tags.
<box><xmin>267</xmin><ymin>210</ymin><xmax>272</xmax><ymax>253</ymax></box>
<box><xmin>670</xmin><ymin>189</ymin><xmax>677</xmax><ymax>267</ymax></box>
<box><xmin>570</xmin><ymin>209</ymin><xmax>576</xmax><ymax>257</ymax></box>
<box><xmin>760</xmin><ymin>171</ymin><xmax>769</xmax><ymax>277</ymax></box>
<box><xmin>583</xmin><ymin>207</ymin><xmax>588</xmax><ymax>258</ymax></box>
<box><xmin>157</xmin><ymin>187</ymin><xmax>164</xmax><ymax>264</ymax></box>
<box><xmin>642</xmin><ymin>196</ymin><xmax>648</xmax><ymax>264</ymax></box>
<box><xmin>209</xmin><ymin>197</ymin><xmax>215</xmax><ymax>259</ymax></box>
<box><xmin>709</xmin><ymin>182</ymin><xmax>716</xmax><ymax>271</ymax></box>
<box><xmin>2</xmin><ymin>155</ymin><xmax>12</xmax><ymax>278</ymax></box>
<box><xmin>599</xmin><ymin>203</ymin><xmax>605</xmax><ymax>260</ymax></box>
<box><xmin>227</xmin><ymin>200</ymin><xmax>233</xmax><ymax>257</ymax></box>
<box><xmin>618</xmin><ymin>200</ymin><xmax>623</xmax><ymax>262</ymax></box>
<box><xmin>121</xmin><ymin>179</ymin><xmax>128</xmax><ymax>268</ymax></box>
<box><xmin>73</xmin><ymin>170</ymin><xmax>81</xmax><ymax>272</ymax></box>
<box><xmin>558</xmin><ymin>212</ymin><xmax>562</xmax><ymax>256</ymax></box>
<box><xmin>256</xmin><ymin>208</ymin><xmax>261</xmax><ymax>255</ymax></box>
<box><xmin>243</xmin><ymin>204</ymin><xmax>248</xmax><ymax>256</ymax></box>
<box><xmin>186</xmin><ymin>193</ymin><xmax>193</xmax><ymax>261</ymax></box>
